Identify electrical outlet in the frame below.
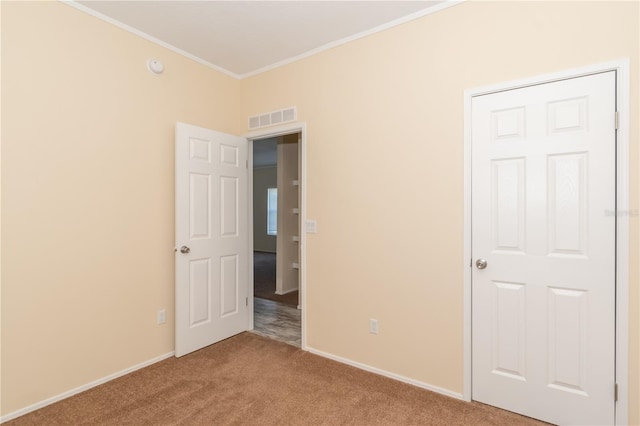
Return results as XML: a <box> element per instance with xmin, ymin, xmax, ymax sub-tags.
<box><xmin>157</xmin><ymin>309</ymin><xmax>166</xmax><ymax>325</ymax></box>
<box><xmin>369</xmin><ymin>318</ymin><xmax>379</xmax><ymax>334</ymax></box>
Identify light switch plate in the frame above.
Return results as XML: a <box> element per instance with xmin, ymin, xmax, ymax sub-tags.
<box><xmin>305</xmin><ymin>220</ymin><xmax>317</xmax><ymax>233</ymax></box>
<box><xmin>157</xmin><ymin>309</ymin><xmax>166</xmax><ymax>325</ymax></box>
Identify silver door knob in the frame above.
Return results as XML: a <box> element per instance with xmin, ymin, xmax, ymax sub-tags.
<box><xmin>476</xmin><ymin>259</ymin><xmax>487</xmax><ymax>269</ymax></box>
<box><xmin>180</xmin><ymin>246</ymin><xmax>191</xmax><ymax>254</ymax></box>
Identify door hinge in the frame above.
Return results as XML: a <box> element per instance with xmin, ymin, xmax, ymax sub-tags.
<box><xmin>614</xmin><ymin>383</ymin><xmax>618</xmax><ymax>402</ymax></box>
<box><xmin>615</xmin><ymin>111</ymin><xmax>619</xmax><ymax>130</ymax></box>
<box><xmin>246</xmin><ymin>297</ymin><xmax>249</xmax><ymax>306</ymax></box>
<box><xmin>246</xmin><ymin>159</ymin><xmax>248</xmax><ymax>169</ymax></box>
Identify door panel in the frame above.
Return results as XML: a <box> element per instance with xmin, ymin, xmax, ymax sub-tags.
<box><xmin>220</xmin><ymin>254</ymin><xmax>239</xmax><ymax>317</ymax></box>
<box><xmin>220</xmin><ymin>176</ymin><xmax>239</xmax><ymax>236</ymax></box>
<box><xmin>548</xmin><ymin>153</ymin><xmax>587</xmax><ymax>255</ymax></box>
<box><xmin>189</xmin><ymin>258</ymin><xmax>211</xmax><ymax>326</ymax></box>
<box><xmin>491</xmin><ymin>281</ymin><xmax>526</xmax><ymax>380</ymax></box>
<box><xmin>176</xmin><ymin>122</ymin><xmax>248</xmax><ymax>357</ymax></box>
<box><xmin>492</xmin><ymin>158</ymin><xmax>525</xmax><ymax>252</ymax></box>
<box><xmin>190</xmin><ymin>173</ymin><xmax>211</xmax><ymax>239</ymax></box>
<box><xmin>471</xmin><ymin>72</ymin><xmax>616</xmax><ymax>425</ymax></box>
<box><xmin>547</xmin><ymin>287</ymin><xmax>588</xmax><ymax>395</ymax></box>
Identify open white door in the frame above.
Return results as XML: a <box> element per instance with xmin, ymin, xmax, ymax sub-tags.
<box><xmin>175</xmin><ymin>122</ymin><xmax>249</xmax><ymax>357</ymax></box>
<box><xmin>471</xmin><ymin>72</ymin><xmax>616</xmax><ymax>425</ymax></box>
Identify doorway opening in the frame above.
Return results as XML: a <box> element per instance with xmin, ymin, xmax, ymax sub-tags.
<box><xmin>250</xmin><ymin>132</ymin><xmax>302</xmax><ymax>347</ymax></box>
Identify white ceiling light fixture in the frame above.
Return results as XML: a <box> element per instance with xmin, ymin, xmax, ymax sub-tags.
<box><xmin>147</xmin><ymin>59</ymin><xmax>164</xmax><ymax>74</ymax></box>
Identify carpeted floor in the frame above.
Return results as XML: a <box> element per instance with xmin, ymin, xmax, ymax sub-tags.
<box><xmin>8</xmin><ymin>333</ymin><xmax>547</xmax><ymax>426</ymax></box>
<box><xmin>254</xmin><ymin>251</ymin><xmax>299</xmax><ymax>306</ymax></box>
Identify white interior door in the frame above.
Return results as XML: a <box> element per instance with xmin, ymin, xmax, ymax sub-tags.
<box><xmin>175</xmin><ymin>122</ymin><xmax>249</xmax><ymax>357</ymax></box>
<box><xmin>471</xmin><ymin>72</ymin><xmax>616</xmax><ymax>425</ymax></box>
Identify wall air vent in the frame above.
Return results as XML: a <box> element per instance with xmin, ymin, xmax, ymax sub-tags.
<box><xmin>248</xmin><ymin>116</ymin><xmax>260</xmax><ymax>129</ymax></box>
<box><xmin>248</xmin><ymin>107</ymin><xmax>297</xmax><ymax>130</ymax></box>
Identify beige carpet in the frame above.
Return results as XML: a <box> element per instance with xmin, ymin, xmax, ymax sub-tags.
<box><xmin>8</xmin><ymin>333</ymin><xmax>547</xmax><ymax>425</ymax></box>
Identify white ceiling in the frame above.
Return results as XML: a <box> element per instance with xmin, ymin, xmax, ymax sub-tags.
<box><xmin>73</xmin><ymin>1</ymin><xmax>450</xmax><ymax>78</ymax></box>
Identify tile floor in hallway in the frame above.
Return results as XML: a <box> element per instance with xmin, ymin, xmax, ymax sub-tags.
<box><xmin>251</xmin><ymin>297</ymin><xmax>301</xmax><ymax>347</ymax></box>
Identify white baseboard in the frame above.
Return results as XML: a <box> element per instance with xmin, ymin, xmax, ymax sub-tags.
<box><xmin>306</xmin><ymin>346</ymin><xmax>464</xmax><ymax>401</ymax></box>
<box><xmin>0</xmin><ymin>351</ymin><xmax>175</xmax><ymax>423</ymax></box>
<box><xmin>275</xmin><ymin>287</ymin><xmax>299</xmax><ymax>295</ymax></box>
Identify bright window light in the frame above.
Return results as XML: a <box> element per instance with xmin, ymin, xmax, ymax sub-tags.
<box><xmin>267</xmin><ymin>188</ymin><xmax>277</xmax><ymax>235</ymax></box>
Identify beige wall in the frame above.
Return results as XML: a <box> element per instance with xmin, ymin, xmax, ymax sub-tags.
<box><xmin>0</xmin><ymin>0</ymin><xmax>4</xmax><ymax>412</ymax></box>
<box><xmin>1</xmin><ymin>0</ymin><xmax>639</xmax><ymax>423</ymax></box>
<box><xmin>1</xmin><ymin>1</ymin><xmax>240</xmax><ymax>414</ymax></box>
<box><xmin>240</xmin><ymin>1</ymin><xmax>639</xmax><ymax>422</ymax></box>
<box><xmin>253</xmin><ymin>166</ymin><xmax>277</xmax><ymax>253</ymax></box>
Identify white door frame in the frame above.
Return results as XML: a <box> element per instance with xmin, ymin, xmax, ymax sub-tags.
<box><xmin>463</xmin><ymin>59</ymin><xmax>630</xmax><ymax>424</ymax></box>
<box><xmin>244</xmin><ymin>122</ymin><xmax>308</xmax><ymax>350</ymax></box>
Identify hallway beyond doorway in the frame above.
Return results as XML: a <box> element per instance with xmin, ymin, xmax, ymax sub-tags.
<box><xmin>254</xmin><ymin>251</ymin><xmax>298</xmax><ymax>306</ymax></box>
